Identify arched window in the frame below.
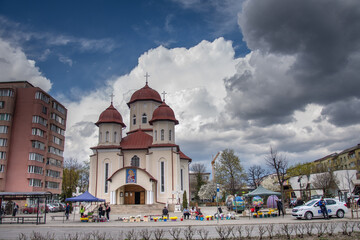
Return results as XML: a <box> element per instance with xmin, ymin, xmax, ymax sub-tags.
<box><xmin>114</xmin><ymin>132</ymin><xmax>117</xmax><ymax>143</ymax></box>
<box><xmin>99</xmin><ymin>132</ymin><xmax>102</xmax><ymax>142</ymax></box>
<box><xmin>160</xmin><ymin>161</ymin><xmax>165</xmax><ymax>192</ymax></box>
<box><xmin>105</xmin><ymin>131</ymin><xmax>109</xmax><ymax>142</ymax></box>
<box><xmin>169</xmin><ymin>130</ymin><xmax>172</xmax><ymax>141</ymax></box>
<box><xmin>161</xmin><ymin>129</ymin><xmax>164</xmax><ymax>141</ymax></box>
<box><xmin>142</xmin><ymin>113</ymin><xmax>147</xmax><ymax>124</ymax></box>
<box><xmin>104</xmin><ymin>163</ymin><xmax>109</xmax><ymax>193</ymax></box>
<box><xmin>154</xmin><ymin>130</ymin><xmax>157</xmax><ymax>141</ymax></box>
<box><xmin>133</xmin><ymin>114</ymin><xmax>136</xmax><ymax>125</ymax></box>
<box><xmin>131</xmin><ymin>155</ymin><xmax>140</xmax><ymax>167</ymax></box>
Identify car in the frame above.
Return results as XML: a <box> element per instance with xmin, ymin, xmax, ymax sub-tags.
<box><xmin>22</xmin><ymin>205</ymin><xmax>49</xmax><ymax>214</ymax></box>
<box><xmin>46</xmin><ymin>204</ymin><xmax>58</xmax><ymax>212</ymax></box>
<box><xmin>292</xmin><ymin>198</ymin><xmax>348</xmax><ymax>220</ymax></box>
<box><xmin>51</xmin><ymin>203</ymin><xmax>63</xmax><ymax>212</ymax></box>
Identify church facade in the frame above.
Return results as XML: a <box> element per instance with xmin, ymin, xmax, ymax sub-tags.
<box><xmin>89</xmin><ymin>83</ymin><xmax>191</xmax><ymax>206</ymax></box>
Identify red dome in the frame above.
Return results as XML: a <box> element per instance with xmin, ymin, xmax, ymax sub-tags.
<box><xmin>127</xmin><ymin>83</ymin><xmax>162</xmax><ymax>107</ymax></box>
<box><xmin>149</xmin><ymin>102</ymin><xmax>179</xmax><ymax>125</ymax></box>
<box><xmin>95</xmin><ymin>104</ymin><xmax>126</xmax><ymax>127</ymax></box>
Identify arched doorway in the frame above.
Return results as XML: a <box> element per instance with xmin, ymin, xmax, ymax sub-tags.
<box><xmin>124</xmin><ymin>184</ymin><xmax>145</xmax><ymax>204</ymax></box>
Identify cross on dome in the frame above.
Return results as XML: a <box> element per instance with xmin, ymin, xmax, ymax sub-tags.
<box><xmin>110</xmin><ymin>93</ymin><xmax>115</xmax><ymax>104</ymax></box>
<box><xmin>144</xmin><ymin>72</ymin><xmax>150</xmax><ymax>85</ymax></box>
<box><xmin>161</xmin><ymin>91</ymin><xmax>167</xmax><ymax>101</ymax></box>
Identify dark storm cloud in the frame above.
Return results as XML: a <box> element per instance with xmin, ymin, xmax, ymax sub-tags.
<box><xmin>225</xmin><ymin>0</ymin><xmax>360</xmax><ymax>126</ymax></box>
<box><xmin>321</xmin><ymin>98</ymin><xmax>360</xmax><ymax>126</ymax></box>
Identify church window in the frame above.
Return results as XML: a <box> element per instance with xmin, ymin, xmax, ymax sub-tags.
<box><xmin>114</xmin><ymin>132</ymin><xmax>117</xmax><ymax>143</ymax></box>
<box><xmin>105</xmin><ymin>131</ymin><xmax>109</xmax><ymax>142</ymax></box>
<box><xmin>131</xmin><ymin>155</ymin><xmax>140</xmax><ymax>167</ymax></box>
<box><xmin>180</xmin><ymin>169</ymin><xmax>183</xmax><ymax>191</ymax></box>
<box><xmin>99</xmin><ymin>132</ymin><xmax>102</xmax><ymax>143</ymax></box>
<box><xmin>142</xmin><ymin>113</ymin><xmax>147</xmax><ymax>124</ymax></box>
<box><xmin>169</xmin><ymin>130</ymin><xmax>172</xmax><ymax>141</ymax></box>
<box><xmin>104</xmin><ymin>163</ymin><xmax>109</xmax><ymax>193</ymax></box>
<box><xmin>161</xmin><ymin>129</ymin><xmax>164</xmax><ymax>141</ymax></box>
<box><xmin>154</xmin><ymin>130</ymin><xmax>157</xmax><ymax>141</ymax></box>
<box><xmin>133</xmin><ymin>115</ymin><xmax>136</xmax><ymax>125</ymax></box>
<box><xmin>161</xmin><ymin>161</ymin><xmax>165</xmax><ymax>192</ymax></box>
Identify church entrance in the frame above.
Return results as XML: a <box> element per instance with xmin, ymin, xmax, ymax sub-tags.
<box><xmin>124</xmin><ymin>185</ymin><xmax>145</xmax><ymax>205</ymax></box>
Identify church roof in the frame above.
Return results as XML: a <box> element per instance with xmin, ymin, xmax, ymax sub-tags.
<box><xmin>120</xmin><ymin>129</ymin><xmax>153</xmax><ymax>150</ymax></box>
<box><xmin>149</xmin><ymin>101</ymin><xmax>179</xmax><ymax>125</ymax></box>
<box><xmin>179</xmin><ymin>150</ymin><xmax>192</xmax><ymax>162</ymax></box>
<box><xmin>127</xmin><ymin>83</ymin><xmax>162</xmax><ymax>107</ymax></box>
<box><xmin>95</xmin><ymin>104</ymin><xmax>126</xmax><ymax>127</ymax></box>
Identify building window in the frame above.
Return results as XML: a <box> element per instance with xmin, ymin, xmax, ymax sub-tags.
<box><xmin>53</xmin><ymin>136</ymin><xmax>63</xmax><ymax>145</ymax></box>
<box><xmin>50</xmin><ymin>124</ymin><xmax>65</xmax><ymax>136</ymax></box>
<box><xmin>133</xmin><ymin>115</ymin><xmax>136</xmax><ymax>125</ymax></box>
<box><xmin>161</xmin><ymin>129</ymin><xmax>164</xmax><ymax>141</ymax></box>
<box><xmin>29</xmin><ymin>178</ymin><xmax>42</xmax><ymax>187</ymax></box>
<box><xmin>114</xmin><ymin>132</ymin><xmax>117</xmax><ymax>143</ymax></box>
<box><xmin>161</xmin><ymin>161</ymin><xmax>165</xmax><ymax>192</ymax></box>
<box><xmin>45</xmin><ymin>181</ymin><xmax>59</xmax><ymax>189</ymax></box>
<box><xmin>181</xmin><ymin>169</ymin><xmax>183</xmax><ymax>191</ymax></box>
<box><xmin>106</xmin><ymin>131</ymin><xmax>109</xmax><ymax>142</ymax></box>
<box><xmin>0</xmin><ymin>113</ymin><xmax>11</xmax><ymax>121</ymax></box>
<box><xmin>28</xmin><ymin>165</ymin><xmax>43</xmax><ymax>175</ymax></box>
<box><xmin>99</xmin><ymin>132</ymin><xmax>102</xmax><ymax>142</ymax></box>
<box><xmin>169</xmin><ymin>130</ymin><xmax>172</xmax><ymax>141</ymax></box>
<box><xmin>154</xmin><ymin>130</ymin><xmax>157</xmax><ymax>141</ymax></box>
<box><xmin>0</xmin><ymin>138</ymin><xmax>7</xmax><ymax>147</ymax></box>
<box><xmin>31</xmin><ymin>140</ymin><xmax>45</xmax><ymax>150</ymax></box>
<box><xmin>0</xmin><ymin>101</ymin><xmax>4</xmax><ymax>109</ymax></box>
<box><xmin>105</xmin><ymin>163</ymin><xmax>109</xmax><ymax>193</ymax></box>
<box><xmin>42</xmin><ymin>106</ymin><xmax>47</xmax><ymax>114</ymax></box>
<box><xmin>47</xmin><ymin>157</ymin><xmax>62</xmax><ymax>167</ymax></box>
<box><xmin>46</xmin><ymin>169</ymin><xmax>60</xmax><ymax>178</ymax></box>
<box><xmin>32</xmin><ymin>116</ymin><xmax>47</xmax><ymax>126</ymax></box>
<box><xmin>131</xmin><ymin>155</ymin><xmax>140</xmax><ymax>167</ymax></box>
<box><xmin>0</xmin><ymin>165</ymin><xmax>4</xmax><ymax>172</ymax></box>
<box><xmin>51</xmin><ymin>113</ymin><xmax>65</xmax><ymax>125</ymax></box>
<box><xmin>0</xmin><ymin>125</ymin><xmax>8</xmax><ymax>134</ymax></box>
<box><xmin>52</xmin><ymin>101</ymin><xmax>66</xmax><ymax>115</ymax></box>
<box><xmin>35</xmin><ymin>91</ymin><xmax>50</xmax><ymax>103</ymax></box>
<box><xmin>48</xmin><ymin>146</ymin><xmax>63</xmax><ymax>156</ymax></box>
<box><xmin>0</xmin><ymin>151</ymin><xmax>6</xmax><ymax>159</ymax></box>
<box><xmin>29</xmin><ymin>153</ymin><xmax>44</xmax><ymax>162</ymax></box>
<box><xmin>142</xmin><ymin>114</ymin><xmax>147</xmax><ymax>124</ymax></box>
<box><xmin>32</xmin><ymin>128</ymin><xmax>45</xmax><ymax>137</ymax></box>
<box><xmin>0</xmin><ymin>89</ymin><xmax>14</xmax><ymax>97</ymax></box>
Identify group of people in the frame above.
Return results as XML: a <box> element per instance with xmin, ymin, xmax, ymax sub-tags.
<box><xmin>182</xmin><ymin>206</ymin><xmax>202</xmax><ymax>219</ymax></box>
<box><xmin>98</xmin><ymin>203</ymin><xmax>111</xmax><ymax>221</ymax></box>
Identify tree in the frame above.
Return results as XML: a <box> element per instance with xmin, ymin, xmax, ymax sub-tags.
<box><xmin>287</xmin><ymin>162</ymin><xmax>312</xmax><ymax>177</ymax></box>
<box><xmin>190</xmin><ymin>163</ymin><xmax>207</xmax><ymax>202</ymax></box>
<box><xmin>265</xmin><ymin>147</ymin><xmax>288</xmax><ymax>202</ymax></box>
<box><xmin>214</xmin><ymin>149</ymin><xmax>247</xmax><ymax>195</ymax></box>
<box><xmin>198</xmin><ymin>182</ymin><xmax>223</xmax><ymax>201</ymax></box>
<box><xmin>312</xmin><ymin>171</ymin><xmax>339</xmax><ymax>197</ymax></box>
<box><xmin>182</xmin><ymin>190</ymin><xmax>188</xmax><ymax>209</ymax></box>
<box><xmin>247</xmin><ymin>165</ymin><xmax>267</xmax><ymax>188</ymax></box>
<box><xmin>61</xmin><ymin>158</ymin><xmax>89</xmax><ymax>201</ymax></box>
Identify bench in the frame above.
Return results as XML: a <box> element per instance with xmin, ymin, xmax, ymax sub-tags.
<box><xmin>50</xmin><ymin>215</ymin><xmax>65</xmax><ymax>222</ymax></box>
<box><xmin>0</xmin><ymin>215</ymin><xmax>44</xmax><ymax>224</ymax></box>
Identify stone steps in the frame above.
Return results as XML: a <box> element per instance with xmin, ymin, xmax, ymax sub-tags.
<box><xmin>108</xmin><ymin>203</ymin><xmax>165</xmax><ymax>215</ymax></box>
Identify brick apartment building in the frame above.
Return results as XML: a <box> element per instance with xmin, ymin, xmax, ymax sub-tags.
<box><xmin>0</xmin><ymin>81</ymin><xmax>66</xmax><ymax>197</ymax></box>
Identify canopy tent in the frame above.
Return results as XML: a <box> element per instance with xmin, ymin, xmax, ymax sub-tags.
<box><xmin>65</xmin><ymin>191</ymin><xmax>105</xmax><ymax>202</ymax></box>
<box><xmin>244</xmin><ymin>185</ymin><xmax>281</xmax><ymax>197</ymax></box>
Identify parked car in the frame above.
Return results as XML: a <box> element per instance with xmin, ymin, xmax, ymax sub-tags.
<box><xmin>22</xmin><ymin>205</ymin><xmax>49</xmax><ymax>214</ymax></box>
<box><xmin>51</xmin><ymin>203</ymin><xmax>63</xmax><ymax>212</ymax></box>
<box><xmin>59</xmin><ymin>202</ymin><xmax>66</xmax><ymax>211</ymax></box>
<box><xmin>46</xmin><ymin>204</ymin><xmax>57</xmax><ymax>212</ymax></box>
<box><xmin>292</xmin><ymin>198</ymin><xmax>348</xmax><ymax>220</ymax></box>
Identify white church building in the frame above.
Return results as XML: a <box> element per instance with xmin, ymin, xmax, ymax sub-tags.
<box><xmin>89</xmin><ymin>82</ymin><xmax>191</xmax><ymax>206</ymax></box>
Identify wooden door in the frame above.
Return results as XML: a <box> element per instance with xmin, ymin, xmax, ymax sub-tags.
<box><xmin>140</xmin><ymin>191</ymin><xmax>145</xmax><ymax>204</ymax></box>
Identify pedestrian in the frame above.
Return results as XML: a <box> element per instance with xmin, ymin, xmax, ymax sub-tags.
<box><xmin>105</xmin><ymin>203</ymin><xmax>111</xmax><ymax>221</ymax></box>
<box><xmin>98</xmin><ymin>204</ymin><xmax>103</xmax><ymax>218</ymax></box>
<box><xmin>276</xmin><ymin>199</ymin><xmax>285</xmax><ymax>216</ymax></box>
<box><xmin>12</xmin><ymin>203</ymin><xmax>19</xmax><ymax>217</ymax></box>
<box><xmin>295</xmin><ymin>197</ymin><xmax>304</xmax><ymax>207</ymax></box>
<box><xmin>65</xmin><ymin>203</ymin><xmax>70</xmax><ymax>220</ymax></box>
<box><xmin>80</xmin><ymin>205</ymin><xmax>85</xmax><ymax>218</ymax></box>
<box><xmin>183</xmin><ymin>207</ymin><xmax>190</xmax><ymax>219</ymax></box>
<box><xmin>162</xmin><ymin>206</ymin><xmax>169</xmax><ymax>219</ymax></box>
<box><xmin>319</xmin><ymin>197</ymin><xmax>329</xmax><ymax>219</ymax></box>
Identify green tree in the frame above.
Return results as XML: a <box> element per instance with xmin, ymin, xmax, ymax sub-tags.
<box><xmin>182</xmin><ymin>190</ymin><xmax>188</xmax><ymax>209</ymax></box>
<box><xmin>190</xmin><ymin>163</ymin><xmax>207</xmax><ymax>202</ymax></box>
<box><xmin>214</xmin><ymin>149</ymin><xmax>247</xmax><ymax>195</ymax></box>
<box><xmin>287</xmin><ymin>162</ymin><xmax>312</xmax><ymax>177</ymax></box>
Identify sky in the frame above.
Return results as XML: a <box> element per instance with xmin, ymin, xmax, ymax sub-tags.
<box><xmin>1</xmin><ymin>0</ymin><xmax>360</xmax><ymax>173</ymax></box>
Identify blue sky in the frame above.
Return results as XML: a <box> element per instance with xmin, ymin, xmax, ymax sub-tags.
<box><xmin>1</xmin><ymin>0</ymin><xmax>360</xmax><ymax>172</ymax></box>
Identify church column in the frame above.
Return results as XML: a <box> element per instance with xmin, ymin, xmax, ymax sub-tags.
<box><xmin>110</xmin><ymin>191</ymin><xmax>116</xmax><ymax>204</ymax></box>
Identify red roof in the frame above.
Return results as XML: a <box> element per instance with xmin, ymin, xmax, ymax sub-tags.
<box><xmin>95</xmin><ymin>104</ymin><xmax>126</xmax><ymax>127</ymax></box>
<box><xmin>127</xmin><ymin>83</ymin><xmax>162</xmax><ymax>107</ymax></box>
<box><xmin>120</xmin><ymin>129</ymin><xmax>153</xmax><ymax>150</ymax></box>
<box><xmin>179</xmin><ymin>150</ymin><xmax>192</xmax><ymax>162</ymax></box>
<box><xmin>149</xmin><ymin>102</ymin><xmax>179</xmax><ymax>125</ymax></box>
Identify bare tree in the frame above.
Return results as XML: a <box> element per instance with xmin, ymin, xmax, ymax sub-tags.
<box><xmin>190</xmin><ymin>163</ymin><xmax>207</xmax><ymax>202</ymax></box>
<box><xmin>247</xmin><ymin>165</ymin><xmax>267</xmax><ymax>188</ymax></box>
<box><xmin>312</xmin><ymin>171</ymin><xmax>339</xmax><ymax>197</ymax></box>
<box><xmin>265</xmin><ymin>147</ymin><xmax>288</xmax><ymax>202</ymax></box>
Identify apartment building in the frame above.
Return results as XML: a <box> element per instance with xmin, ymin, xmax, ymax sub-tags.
<box><xmin>0</xmin><ymin>81</ymin><xmax>66</xmax><ymax>196</ymax></box>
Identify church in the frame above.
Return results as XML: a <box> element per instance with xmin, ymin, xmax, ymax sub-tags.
<box><xmin>89</xmin><ymin>80</ymin><xmax>191</xmax><ymax>207</ymax></box>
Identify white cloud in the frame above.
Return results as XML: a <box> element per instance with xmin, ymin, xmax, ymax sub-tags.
<box><xmin>0</xmin><ymin>38</ymin><xmax>52</xmax><ymax>91</ymax></box>
<box><xmin>58</xmin><ymin>55</ymin><xmax>73</xmax><ymax>67</ymax></box>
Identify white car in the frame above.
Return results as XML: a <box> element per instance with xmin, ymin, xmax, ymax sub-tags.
<box><xmin>292</xmin><ymin>198</ymin><xmax>348</xmax><ymax>220</ymax></box>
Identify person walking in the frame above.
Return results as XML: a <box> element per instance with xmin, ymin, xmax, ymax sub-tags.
<box><xmin>80</xmin><ymin>205</ymin><xmax>85</xmax><ymax>218</ymax></box>
<box><xmin>12</xmin><ymin>203</ymin><xmax>19</xmax><ymax>217</ymax></box>
<box><xmin>65</xmin><ymin>203</ymin><xmax>70</xmax><ymax>220</ymax></box>
<box><xmin>276</xmin><ymin>199</ymin><xmax>285</xmax><ymax>217</ymax></box>
<box><xmin>98</xmin><ymin>204</ymin><xmax>103</xmax><ymax>218</ymax></box>
<box><xmin>319</xmin><ymin>197</ymin><xmax>329</xmax><ymax>219</ymax></box>
<box><xmin>105</xmin><ymin>203</ymin><xmax>111</xmax><ymax>221</ymax></box>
